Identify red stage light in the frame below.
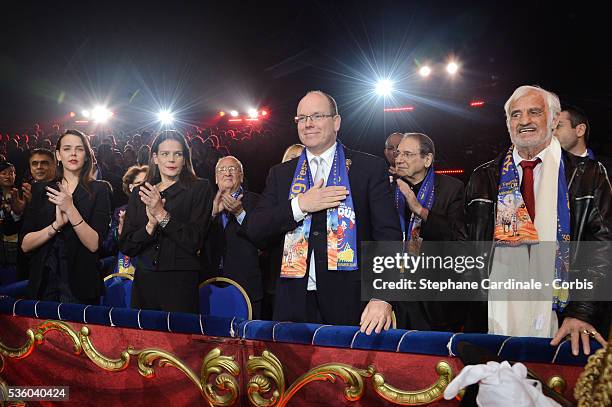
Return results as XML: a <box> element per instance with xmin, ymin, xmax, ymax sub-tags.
<box><xmin>470</xmin><ymin>101</ymin><xmax>485</xmax><ymax>107</ymax></box>
<box><xmin>383</xmin><ymin>106</ymin><xmax>415</xmax><ymax>112</ymax></box>
<box><xmin>246</xmin><ymin>118</ymin><xmax>260</xmax><ymax>122</ymax></box>
<box><xmin>69</xmin><ymin>111</ymin><xmax>76</xmax><ymax>118</ymax></box>
<box><xmin>261</xmin><ymin>110</ymin><xmax>268</xmax><ymax>116</ymax></box>
<box><xmin>219</xmin><ymin>111</ymin><xmax>225</xmax><ymax>117</ymax></box>
<box><xmin>228</xmin><ymin>118</ymin><xmax>243</xmax><ymax>122</ymax></box>
<box><xmin>435</xmin><ymin>169</ymin><xmax>464</xmax><ymax>175</ymax></box>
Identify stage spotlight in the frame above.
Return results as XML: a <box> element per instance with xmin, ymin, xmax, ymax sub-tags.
<box><xmin>261</xmin><ymin>110</ymin><xmax>268</xmax><ymax>116</ymax></box>
<box><xmin>82</xmin><ymin>110</ymin><xmax>90</xmax><ymax>118</ymax></box>
<box><xmin>219</xmin><ymin>111</ymin><xmax>225</xmax><ymax>117</ymax></box>
<box><xmin>92</xmin><ymin>106</ymin><xmax>112</xmax><ymax>123</ymax></box>
<box><xmin>69</xmin><ymin>112</ymin><xmax>76</xmax><ymax>118</ymax></box>
<box><xmin>230</xmin><ymin>110</ymin><xmax>239</xmax><ymax>117</ymax></box>
<box><xmin>375</xmin><ymin>79</ymin><xmax>393</xmax><ymax>96</ymax></box>
<box><xmin>157</xmin><ymin>110</ymin><xmax>175</xmax><ymax>125</ymax></box>
<box><xmin>248</xmin><ymin>108</ymin><xmax>258</xmax><ymax>118</ymax></box>
<box><xmin>446</xmin><ymin>62</ymin><xmax>459</xmax><ymax>75</ymax></box>
<box><xmin>418</xmin><ymin>66</ymin><xmax>431</xmax><ymax>77</ymax></box>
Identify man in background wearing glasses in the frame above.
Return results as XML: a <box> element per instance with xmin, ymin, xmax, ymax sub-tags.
<box><xmin>384</xmin><ymin>132</ymin><xmax>403</xmax><ymax>176</ymax></box>
<box><xmin>246</xmin><ymin>90</ymin><xmax>402</xmax><ymax>334</ymax></box>
<box><xmin>203</xmin><ymin>156</ymin><xmax>264</xmax><ymax>318</ymax></box>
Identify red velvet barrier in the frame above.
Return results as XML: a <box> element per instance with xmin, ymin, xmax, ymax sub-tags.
<box><xmin>0</xmin><ymin>315</ymin><xmax>581</xmax><ymax>406</ymax></box>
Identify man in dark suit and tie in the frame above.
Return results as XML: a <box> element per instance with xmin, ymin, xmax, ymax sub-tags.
<box><xmin>246</xmin><ymin>90</ymin><xmax>402</xmax><ymax>334</ymax></box>
<box><xmin>393</xmin><ymin>132</ymin><xmax>468</xmax><ymax>331</ymax></box>
<box><xmin>203</xmin><ymin>156</ymin><xmax>263</xmax><ymax>318</ymax></box>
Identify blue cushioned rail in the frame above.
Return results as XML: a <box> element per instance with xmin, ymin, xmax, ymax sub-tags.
<box><xmin>0</xmin><ymin>295</ymin><xmax>597</xmax><ymax>366</ymax></box>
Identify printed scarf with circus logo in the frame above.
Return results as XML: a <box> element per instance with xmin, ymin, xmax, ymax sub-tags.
<box><xmin>395</xmin><ymin>167</ymin><xmax>435</xmax><ymax>255</ymax></box>
<box><xmin>494</xmin><ymin>145</ymin><xmax>571</xmax><ymax>311</ymax></box>
<box><xmin>116</xmin><ymin>252</ymin><xmax>135</xmax><ymax>275</ymax></box>
<box><xmin>281</xmin><ymin>142</ymin><xmax>357</xmax><ymax>278</ymax></box>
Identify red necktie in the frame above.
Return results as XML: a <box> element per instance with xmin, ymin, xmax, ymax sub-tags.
<box><xmin>519</xmin><ymin>158</ymin><xmax>541</xmax><ymax>221</ymax></box>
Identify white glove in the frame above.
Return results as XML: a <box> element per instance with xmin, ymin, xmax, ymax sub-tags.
<box><xmin>444</xmin><ymin>361</ymin><xmax>561</xmax><ymax>407</ymax></box>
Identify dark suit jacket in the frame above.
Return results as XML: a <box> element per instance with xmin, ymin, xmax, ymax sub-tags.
<box><xmin>393</xmin><ymin>174</ymin><xmax>468</xmax><ymax>331</ymax></box>
<box><xmin>245</xmin><ymin>145</ymin><xmax>403</xmax><ymax>325</ymax></box>
<box><xmin>119</xmin><ymin>179</ymin><xmax>213</xmax><ymax>272</ymax></box>
<box><xmin>20</xmin><ymin>180</ymin><xmax>112</xmax><ymax>301</ymax></box>
<box><xmin>202</xmin><ymin>190</ymin><xmax>263</xmax><ymax>302</ymax></box>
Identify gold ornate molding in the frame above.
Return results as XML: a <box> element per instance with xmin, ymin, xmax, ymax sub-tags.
<box><xmin>80</xmin><ymin>326</ymin><xmax>132</xmax><ymax>371</ymax></box>
<box><xmin>281</xmin><ymin>363</ymin><xmax>375</xmax><ymax>406</ymax></box>
<box><xmin>201</xmin><ymin>347</ymin><xmax>240</xmax><ymax>406</ymax></box>
<box><xmin>0</xmin><ymin>320</ymin><xmax>240</xmax><ymax>406</ymax></box>
<box><xmin>372</xmin><ymin>361</ymin><xmax>453</xmax><ymax>405</ymax></box>
<box><xmin>2</xmin><ymin>319</ymin><xmax>459</xmax><ymax>406</ymax></box>
<box><xmin>247</xmin><ymin>350</ymin><xmax>285</xmax><ymax>406</ymax></box>
<box><xmin>547</xmin><ymin>375</ymin><xmax>566</xmax><ymax>394</ymax></box>
<box><xmin>247</xmin><ymin>350</ymin><xmax>453</xmax><ymax>406</ymax></box>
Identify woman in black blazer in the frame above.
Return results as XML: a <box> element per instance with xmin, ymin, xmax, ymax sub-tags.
<box><xmin>21</xmin><ymin>130</ymin><xmax>112</xmax><ymax>304</ymax></box>
<box><xmin>119</xmin><ymin>130</ymin><xmax>213</xmax><ymax>313</ymax></box>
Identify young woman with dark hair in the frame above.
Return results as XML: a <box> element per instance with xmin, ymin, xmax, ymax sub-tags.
<box><xmin>20</xmin><ymin>129</ymin><xmax>112</xmax><ymax>304</ymax></box>
<box><xmin>119</xmin><ymin>130</ymin><xmax>213</xmax><ymax>312</ymax></box>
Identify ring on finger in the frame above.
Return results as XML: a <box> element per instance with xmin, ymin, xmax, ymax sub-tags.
<box><xmin>581</xmin><ymin>329</ymin><xmax>596</xmax><ymax>338</ymax></box>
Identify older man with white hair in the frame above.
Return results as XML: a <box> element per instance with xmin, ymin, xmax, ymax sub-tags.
<box><xmin>202</xmin><ymin>155</ymin><xmax>264</xmax><ymax>318</ymax></box>
<box><xmin>465</xmin><ymin>85</ymin><xmax>612</xmax><ymax>356</ymax></box>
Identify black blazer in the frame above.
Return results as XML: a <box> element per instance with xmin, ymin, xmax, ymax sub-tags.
<box><xmin>20</xmin><ymin>180</ymin><xmax>112</xmax><ymax>300</ymax></box>
<box><xmin>394</xmin><ymin>173</ymin><xmax>467</xmax><ymax>241</ymax></box>
<box><xmin>245</xmin><ymin>146</ymin><xmax>403</xmax><ymax>325</ymax></box>
<box><xmin>119</xmin><ymin>178</ymin><xmax>213</xmax><ymax>272</ymax></box>
<box><xmin>202</xmin><ymin>190</ymin><xmax>263</xmax><ymax>302</ymax></box>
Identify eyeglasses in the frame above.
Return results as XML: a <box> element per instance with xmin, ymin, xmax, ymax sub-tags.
<box><xmin>217</xmin><ymin>166</ymin><xmax>241</xmax><ymax>174</ymax></box>
<box><xmin>294</xmin><ymin>113</ymin><xmax>336</xmax><ymax>124</ymax></box>
<box><xmin>396</xmin><ymin>151</ymin><xmax>422</xmax><ymax>160</ymax></box>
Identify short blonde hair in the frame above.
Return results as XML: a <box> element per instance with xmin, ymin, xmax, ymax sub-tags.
<box><xmin>282</xmin><ymin>144</ymin><xmax>305</xmax><ymax>163</ymax></box>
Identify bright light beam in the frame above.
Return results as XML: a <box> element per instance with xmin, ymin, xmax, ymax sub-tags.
<box><xmin>157</xmin><ymin>110</ymin><xmax>175</xmax><ymax>125</ymax></box>
<box><xmin>446</xmin><ymin>62</ymin><xmax>459</xmax><ymax>75</ymax></box>
<box><xmin>419</xmin><ymin>66</ymin><xmax>432</xmax><ymax>77</ymax></box>
<box><xmin>92</xmin><ymin>106</ymin><xmax>112</xmax><ymax>123</ymax></box>
<box><xmin>375</xmin><ymin>79</ymin><xmax>393</xmax><ymax>96</ymax></box>
<box><xmin>247</xmin><ymin>108</ymin><xmax>258</xmax><ymax>118</ymax></box>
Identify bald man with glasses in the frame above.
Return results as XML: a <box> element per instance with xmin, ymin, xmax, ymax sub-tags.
<box><xmin>246</xmin><ymin>90</ymin><xmax>402</xmax><ymax>334</ymax></box>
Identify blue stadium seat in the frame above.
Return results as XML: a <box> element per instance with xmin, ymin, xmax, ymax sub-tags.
<box><xmin>199</xmin><ymin>277</ymin><xmax>252</xmax><ymax>319</ymax></box>
<box><xmin>101</xmin><ymin>273</ymin><xmax>133</xmax><ymax>308</ymax></box>
<box><xmin>0</xmin><ymin>279</ymin><xmax>28</xmax><ymax>297</ymax></box>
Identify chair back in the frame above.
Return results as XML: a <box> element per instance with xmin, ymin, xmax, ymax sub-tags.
<box><xmin>101</xmin><ymin>273</ymin><xmax>134</xmax><ymax>308</ymax></box>
<box><xmin>199</xmin><ymin>277</ymin><xmax>252</xmax><ymax>319</ymax></box>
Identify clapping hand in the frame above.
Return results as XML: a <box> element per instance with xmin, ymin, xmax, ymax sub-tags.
<box><xmin>46</xmin><ymin>183</ymin><xmax>75</xmax><ymax>215</ymax></box>
<box><xmin>212</xmin><ymin>189</ymin><xmax>225</xmax><ymax>217</ymax></box>
<box><xmin>221</xmin><ymin>193</ymin><xmax>244</xmax><ymax>216</ymax></box>
<box><xmin>396</xmin><ymin>178</ymin><xmax>425</xmax><ymax>217</ymax></box>
<box><xmin>139</xmin><ymin>183</ymin><xmax>165</xmax><ymax>218</ymax></box>
<box><xmin>21</xmin><ymin>182</ymin><xmax>32</xmax><ymax>203</ymax></box>
<box><xmin>8</xmin><ymin>188</ymin><xmax>27</xmax><ymax>216</ymax></box>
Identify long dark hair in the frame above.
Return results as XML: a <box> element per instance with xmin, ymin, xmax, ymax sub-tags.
<box><xmin>55</xmin><ymin>129</ymin><xmax>95</xmax><ymax>191</ymax></box>
<box><xmin>147</xmin><ymin>130</ymin><xmax>196</xmax><ymax>185</ymax></box>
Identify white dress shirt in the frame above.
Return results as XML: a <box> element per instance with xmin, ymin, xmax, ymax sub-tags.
<box><xmin>290</xmin><ymin>143</ymin><xmax>337</xmax><ymax>290</ymax></box>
